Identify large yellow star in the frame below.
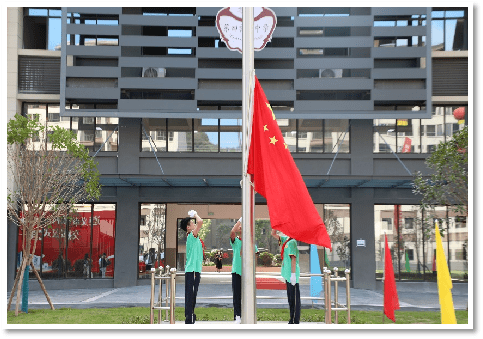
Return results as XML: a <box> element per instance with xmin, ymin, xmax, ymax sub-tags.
<box><xmin>269</xmin><ymin>136</ymin><xmax>278</xmax><ymax>145</ymax></box>
<box><xmin>266</xmin><ymin>103</ymin><xmax>276</xmax><ymax>120</ymax></box>
<box><xmin>263</xmin><ymin>125</ymin><xmax>269</xmax><ymax>131</ymax></box>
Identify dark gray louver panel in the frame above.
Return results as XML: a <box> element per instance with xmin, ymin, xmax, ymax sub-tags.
<box><xmin>432</xmin><ymin>58</ymin><xmax>468</xmax><ymax>96</ymax></box>
<box><xmin>18</xmin><ymin>56</ymin><xmax>60</xmax><ymax>94</ymax></box>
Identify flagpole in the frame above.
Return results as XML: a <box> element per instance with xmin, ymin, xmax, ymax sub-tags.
<box><xmin>241</xmin><ymin>6</ymin><xmax>256</xmax><ymax>324</ymax></box>
<box><xmin>382</xmin><ymin>232</ymin><xmax>385</xmax><ymax>323</ymax></box>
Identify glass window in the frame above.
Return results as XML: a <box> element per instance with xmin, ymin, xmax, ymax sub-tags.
<box><xmin>373</xmin><ymin>119</ymin><xmax>396</xmax><ymax>153</ymax></box>
<box><xmin>298</xmin><ymin>119</ymin><xmax>323</xmax><ymax>153</ymax></box>
<box><xmin>142</xmin><ymin>118</ymin><xmax>167</xmax><ymax>152</ymax></box>
<box><xmin>43</xmin><ymin>209</ymin><xmax>69</xmax><ymax>279</ymax></box>
<box><xmin>431</xmin><ymin>9</ymin><xmax>468</xmax><ymax>51</ymax></box>
<box><xmin>168</xmin><ymin>119</ymin><xmax>193</xmax><ymax>152</ymax></box>
<box><xmin>75</xmin><ymin>117</ymin><xmax>96</xmax><ymax>151</ymax></box>
<box><xmin>48</xmin><ymin>18</ymin><xmax>62</xmax><ymax>51</ymax></box>
<box><xmin>220</xmin><ymin>119</ymin><xmax>242</xmax><ymax>152</ymax></box>
<box><xmin>276</xmin><ymin>119</ymin><xmax>296</xmax><ymax>152</ymax></box>
<box><xmin>95</xmin><ymin>117</ymin><xmax>118</xmax><ymax>152</ymax></box>
<box><xmin>325</xmin><ymin>120</ymin><xmax>349</xmax><ymax>153</ymax></box>
<box><xmin>431</xmin><ymin>19</ymin><xmax>445</xmax><ymax>51</ymax></box>
<box><xmin>397</xmin><ymin>119</ymin><xmax>420</xmax><ymax>153</ymax></box>
<box><xmin>16</xmin><ymin>203</ymin><xmax>117</xmax><ymax>280</ymax></box>
<box><xmin>445</xmin><ymin>19</ymin><xmax>458</xmax><ymax>51</ymax></box>
<box><xmin>92</xmin><ymin>204</ymin><xmax>116</xmax><ymax>279</ymax></box>
<box><xmin>139</xmin><ymin>204</ymin><xmax>166</xmax><ymax>279</ymax></box>
<box><xmin>324</xmin><ymin>204</ymin><xmax>351</xmax><ymax>270</ymax></box>
<box><xmin>194</xmin><ymin>119</ymin><xmax>218</xmax><ymax>152</ymax></box>
<box><xmin>67</xmin><ymin>204</ymin><xmax>93</xmax><ymax>279</ymax></box>
<box><xmin>375</xmin><ymin>204</ymin><xmax>467</xmax><ymax>282</ymax></box>
<box><xmin>24</xmin><ymin>8</ymin><xmax>62</xmax><ymax>51</ymax></box>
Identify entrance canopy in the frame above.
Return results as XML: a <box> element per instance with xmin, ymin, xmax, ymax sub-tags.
<box><xmin>99</xmin><ymin>176</ymin><xmax>413</xmax><ymax>189</ymax></box>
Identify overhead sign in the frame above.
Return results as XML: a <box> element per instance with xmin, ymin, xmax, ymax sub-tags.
<box><xmin>216</xmin><ymin>7</ymin><xmax>277</xmax><ymax>54</ymax></box>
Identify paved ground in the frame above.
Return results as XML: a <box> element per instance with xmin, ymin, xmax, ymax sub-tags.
<box><xmin>6</xmin><ymin>273</ymin><xmax>468</xmax><ymax>314</ymax></box>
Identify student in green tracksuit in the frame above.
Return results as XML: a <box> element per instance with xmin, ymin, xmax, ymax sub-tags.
<box><xmin>230</xmin><ymin>217</ymin><xmax>258</xmax><ymax>324</ymax></box>
<box><xmin>180</xmin><ymin>210</ymin><xmax>203</xmax><ymax>324</ymax></box>
<box><xmin>271</xmin><ymin>228</ymin><xmax>300</xmax><ymax>324</ymax></box>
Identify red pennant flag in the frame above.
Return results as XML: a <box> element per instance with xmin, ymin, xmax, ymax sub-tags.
<box><xmin>247</xmin><ymin>76</ymin><xmax>331</xmax><ymax>249</ymax></box>
<box><xmin>384</xmin><ymin>234</ymin><xmax>400</xmax><ymax>322</ymax></box>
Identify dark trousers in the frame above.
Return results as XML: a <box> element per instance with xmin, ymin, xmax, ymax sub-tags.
<box><xmin>286</xmin><ymin>282</ymin><xmax>301</xmax><ymax>324</ymax></box>
<box><xmin>232</xmin><ymin>273</ymin><xmax>242</xmax><ymax>319</ymax></box>
<box><xmin>185</xmin><ymin>271</ymin><xmax>201</xmax><ymax>324</ymax></box>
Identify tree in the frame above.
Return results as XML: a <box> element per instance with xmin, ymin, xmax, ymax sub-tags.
<box><xmin>413</xmin><ymin>126</ymin><xmax>468</xmax><ymax>215</ymax></box>
<box><xmin>7</xmin><ymin>114</ymin><xmax>101</xmax><ymax>316</ymax></box>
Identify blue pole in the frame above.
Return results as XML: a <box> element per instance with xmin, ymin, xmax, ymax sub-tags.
<box><xmin>21</xmin><ymin>265</ymin><xmax>29</xmax><ymax>313</ymax></box>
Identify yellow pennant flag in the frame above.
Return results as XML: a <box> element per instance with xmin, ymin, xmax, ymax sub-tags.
<box><xmin>435</xmin><ymin>221</ymin><xmax>457</xmax><ymax>324</ymax></box>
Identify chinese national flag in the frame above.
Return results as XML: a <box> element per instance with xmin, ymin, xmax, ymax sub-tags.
<box><xmin>247</xmin><ymin>76</ymin><xmax>331</xmax><ymax>249</ymax></box>
<box><xmin>384</xmin><ymin>234</ymin><xmax>400</xmax><ymax>322</ymax></box>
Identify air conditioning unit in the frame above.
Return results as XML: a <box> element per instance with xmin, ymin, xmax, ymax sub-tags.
<box><xmin>319</xmin><ymin>68</ymin><xmax>343</xmax><ymax>78</ymax></box>
<box><xmin>142</xmin><ymin>67</ymin><xmax>166</xmax><ymax>78</ymax></box>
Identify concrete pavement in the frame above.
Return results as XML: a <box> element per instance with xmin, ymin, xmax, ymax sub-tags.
<box><xmin>6</xmin><ymin>273</ymin><xmax>468</xmax><ymax>313</ymax></box>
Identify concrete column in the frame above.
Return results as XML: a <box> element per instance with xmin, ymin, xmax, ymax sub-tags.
<box><xmin>118</xmin><ymin>118</ymin><xmax>141</xmax><ymax>174</ymax></box>
<box><xmin>350</xmin><ymin>188</ymin><xmax>376</xmax><ymax>290</ymax></box>
<box><xmin>114</xmin><ymin>186</ymin><xmax>140</xmax><ymax>287</ymax></box>
<box><xmin>350</xmin><ymin>119</ymin><xmax>374</xmax><ymax>176</ymax></box>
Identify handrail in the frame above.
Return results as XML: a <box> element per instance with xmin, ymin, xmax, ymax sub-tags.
<box><xmin>149</xmin><ymin>266</ymin><xmax>351</xmax><ymax>324</ymax></box>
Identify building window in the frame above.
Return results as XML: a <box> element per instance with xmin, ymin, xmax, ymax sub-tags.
<box><xmin>194</xmin><ymin>119</ymin><xmax>218</xmax><ymax>152</ymax></box>
<box><xmin>375</xmin><ymin>205</ymin><xmax>468</xmax><ymax>281</ymax></box>
<box><xmin>220</xmin><ymin>119</ymin><xmax>242</xmax><ymax>152</ymax></box>
<box><xmin>374</xmin><ymin>106</ymin><xmax>466</xmax><ymax>154</ymax></box>
<box><xmin>16</xmin><ymin>203</ymin><xmax>116</xmax><ymax>280</ymax></box>
<box><xmin>142</xmin><ymin>118</ymin><xmax>167</xmax><ymax>152</ymax></box>
<box><xmin>23</xmin><ymin>8</ymin><xmax>62</xmax><ymax>51</ymax></box>
<box><xmin>404</xmin><ymin>218</ymin><xmax>415</xmax><ymax>229</ymax></box>
<box><xmin>431</xmin><ymin>8</ymin><xmax>468</xmax><ymax>51</ymax></box>
<box><xmin>139</xmin><ymin>204</ymin><xmax>166</xmax><ymax>279</ymax></box>
<box><xmin>141</xmin><ymin>119</ymin><xmax>350</xmax><ymax>154</ymax></box>
<box><xmin>167</xmin><ymin>119</ymin><xmax>193</xmax><ymax>152</ymax></box>
<box><xmin>22</xmin><ymin>103</ymin><xmax>119</xmax><ymax>153</ymax></box>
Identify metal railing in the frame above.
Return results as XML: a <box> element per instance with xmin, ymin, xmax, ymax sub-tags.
<box><xmin>324</xmin><ymin>267</ymin><xmax>351</xmax><ymax>324</ymax></box>
<box><xmin>149</xmin><ymin>266</ymin><xmax>351</xmax><ymax>324</ymax></box>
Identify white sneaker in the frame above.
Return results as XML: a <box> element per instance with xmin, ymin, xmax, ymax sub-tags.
<box><xmin>235</xmin><ymin>316</ymin><xmax>241</xmax><ymax>324</ymax></box>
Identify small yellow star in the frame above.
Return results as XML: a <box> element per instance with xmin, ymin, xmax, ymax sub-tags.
<box><xmin>263</xmin><ymin>125</ymin><xmax>269</xmax><ymax>131</ymax></box>
<box><xmin>284</xmin><ymin>143</ymin><xmax>288</xmax><ymax>149</ymax></box>
<box><xmin>269</xmin><ymin>136</ymin><xmax>278</xmax><ymax>145</ymax></box>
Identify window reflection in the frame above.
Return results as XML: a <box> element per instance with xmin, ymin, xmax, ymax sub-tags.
<box><xmin>139</xmin><ymin>204</ymin><xmax>166</xmax><ymax>279</ymax></box>
<box><xmin>168</xmin><ymin>119</ymin><xmax>193</xmax><ymax>152</ymax></box>
<box><xmin>431</xmin><ymin>9</ymin><xmax>468</xmax><ymax>51</ymax></box>
<box><xmin>324</xmin><ymin>204</ymin><xmax>351</xmax><ymax>269</ymax></box>
<box><xmin>374</xmin><ymin>205</ymin><xmax>467</xmax><ymax>281</ymax></box>
<box><xmin>16</xmin><ymin>204</ymin><xmax>116</xmax><ymax>280</ymax></box>
<box><xmin>298</xmin><ymin>119</ymin><xmax>323</xmax><ymax>153</ymax></box>
<box><xmin>220</xmin><ymin>119</ymin><xmax>242</xmax><ymax>152</ymax></box>
<box><xmin>194</xmin><ymin>119</ymin><xmax>218</xmax><ymax>152</ymax></box>
<box><xmin>325</xmin><ymin>120</ymin><xmax>350</xmax><ymax>153</ymax></box>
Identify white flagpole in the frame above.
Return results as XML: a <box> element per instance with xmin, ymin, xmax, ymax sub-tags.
<box><xmin>241</xmin><ymin>6</ymin><xmax>256</xmax><ymax>324</ymax></box>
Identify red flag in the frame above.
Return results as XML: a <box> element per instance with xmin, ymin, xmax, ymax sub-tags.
<box><xmin>384</xmin><ymin>234</ymin><xmax>400</xmax><ymax>322</ymax></box>
<box><xmin>247</xmin><ymin>76</ymin><xmax>331</xmax><ymax>249</ymax></box>
<box><xmin>401</xmin><ymin>137</ymin><xmax>412</xmax><ymax>153</ymax></box>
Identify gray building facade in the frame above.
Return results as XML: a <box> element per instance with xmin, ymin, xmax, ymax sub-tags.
<box><xmin>7</xmin><ymin>7</ymin><xmax>469</xmax><ymax>292</ymax></box>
